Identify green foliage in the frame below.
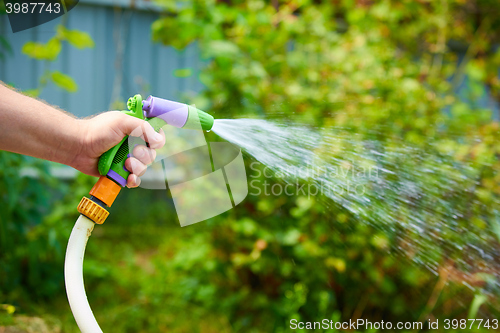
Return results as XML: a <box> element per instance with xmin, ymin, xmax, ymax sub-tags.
<box><xmin>22</xmin><ymin>24</ymin><xmax>94</xmax><ymax>94</ymax></box>
<box><xmin>0</xmin><ymin>9</ymin><xmax>12</xmax><ymax>60</ymax></box>
<box><xmin>0</xmin><ymin>19</ymin><xmax>94</xmax><ymax>329</ymax></box>
<box><xmin>22</xmin><ymin>38</ymin><xmax>61</xmax><ymax>61</ymax></box>
<box><xmin>147</xmin><ymin>0</ymin><xmax>500</xmax><ymax>330</ymax></box>
<box><xmin>50</xmin><ymin>71</ymin><xmax>78</xmax><ymax>93</ymax></box>
<box><xmin>0</xmin><ymin>36</ymin><xmax>12</xmax><ymax>61</ymax></box>
<box><xmin>0</xmin><ymin>152</ymin><xmax>71</xmax><ymax>303</ymax></box>
<box><xmin>174</xmin><ymin>68</ymin><xmax>193</xmax><ymax>77</ymax></box>
<box><xmin>56</xmin><ymin>25</ymin><xmax>95</xmax><ymax>49</ymax></box>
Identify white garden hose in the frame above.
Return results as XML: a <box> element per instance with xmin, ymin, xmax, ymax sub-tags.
<box><xmin>64</xmin><ymin>215</ymin><xmax>103</xmax><ymax>333</ymax></box>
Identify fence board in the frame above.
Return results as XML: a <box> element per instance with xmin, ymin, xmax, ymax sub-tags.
<box><xmin>0</xmin><ymin>4</ymin><xmax>204</xmax><ymax>117</ymax></box>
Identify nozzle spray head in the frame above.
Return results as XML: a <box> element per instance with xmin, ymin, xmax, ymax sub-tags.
<box><xmin>142</xmin><ymin>95</ymin><xmax>214</xmax><ymax>131</ymax></box>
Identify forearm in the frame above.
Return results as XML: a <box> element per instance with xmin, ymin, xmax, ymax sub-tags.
<box><xmin>0</xmin><ymin>83</ymin><xmax>83</xmax><ymax>166</ymax></box>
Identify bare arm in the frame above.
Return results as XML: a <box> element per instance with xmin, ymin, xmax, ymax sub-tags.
<box><xmin>0</xmin><ymin>83</ymin><xmax>165</xmax><ymax>188</ymax></box>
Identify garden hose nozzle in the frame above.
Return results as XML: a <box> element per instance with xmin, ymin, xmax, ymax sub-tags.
<box><xmin>70</xmin><ymin>95</ymin><xmax>214</xmax><ymax>332</ymax></box>
<box><xmin>77</xmin><ymin>94</ymin><xmax>215</xmax><ymax>224</ymax></box>
<box><xmin>142</xmin><ymin>95</ymin><xmax>214</xmax><ymax>131</ymax></box>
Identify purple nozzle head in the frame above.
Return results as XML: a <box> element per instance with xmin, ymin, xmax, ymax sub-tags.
<box><xmin>142</xmin><ymin>95</ymin><xmax>214</xmax><ymax>130</ymax></box>
<box><xmin>142</xmin><ymin>95</ymin><xmax>189</xmax><ymax>128</ymax></box>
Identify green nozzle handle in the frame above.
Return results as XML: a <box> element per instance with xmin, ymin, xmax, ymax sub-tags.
<box><xmin>97</xmin><ymin>95</ymin><xmax>148</xmax><ymax>186</ymax></box>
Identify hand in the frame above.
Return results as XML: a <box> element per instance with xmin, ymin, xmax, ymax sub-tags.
<box><xmin>73</xmin><ymin>111</ymin><xmax>165</xmax><ymax>188</ymax></box>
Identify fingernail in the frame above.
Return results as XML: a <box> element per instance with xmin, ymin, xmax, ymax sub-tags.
<box><xmin>129</xmin><ymin>175</ymin><xmax>139</xmax><ymax>188</ymax></box>
<box><xmin>154</xmin><ymin>132</ymin><xmax>163</xmax><ymax>142</ymax></box>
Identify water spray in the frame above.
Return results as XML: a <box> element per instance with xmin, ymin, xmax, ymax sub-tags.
<box><xmin>64</xmin><ymin>94</ymin><xmax>214</xmax><ymax>332</ymax></box>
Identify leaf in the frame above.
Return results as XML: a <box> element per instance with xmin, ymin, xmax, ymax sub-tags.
<box><xmin>0</xmin><ymin>37</ymin><xmax>13</xmax><ymax>55</ymax></box>
<box><xmin>50</xmin><ymin>71</ymin><xmax>78</xmax><ymax>92</ymax></box>
<box><xmin>466</xmin><ymin>61</ymin><xmax>486</xmax><ymax>82</ymax></box>
<box><xmin>22</xmin><ymin>42</ymin><xmax>44</xmax><ymax>60</ymax></box>
<box><xmin>23</xmin><ymin>89</ymin><xmax>40</xmax><ymax>97</ymax></box>
<box><xmin>282</xmin><ymin>229</ymin><xmax>301</xmax><ymax>245</ymax></box>
<box><xmin>174</xmin><ymin>68</ymin><xmax>193</xmax><ymax>77</ymax></box>
<box><xmin>57</xmin><ymin>25</ymin><xmax>94</xmax><ymax>49</ymax></box>
<box><xmin>0</xmin><ymin>304</ymin><xmax>16</xmax><ymax>314</ymax></box>
<box><xmin>22</xmin><ymin>37</ymin><xmax>61</xmax><ymax>61</ymax></box>
<box><xmin>325</xmin><ymin>257</ymin><xmax>346</xmax><ymax>273</ymax></box>
<box><xmin>152</xmin><ymin>18</ymin><xmax>198</xmax><ymax>50</ymax></box>
<box><xmin>22</xmin><ymin>41</ymin><xmax>46</xmax><ymax>60</ymax></box>
<box><xmin>45</xmin><ymin>38</ymin><xmax>62</xmax><ymax>60</ymax></box>
<box><xmin>468</xmin><ymin>293</ymin><xmax>487</xmax><ymax>319</ymax></box>
<box><xmin>204</xmin><ymin>40</ymin><xmax>240</xmax><ymax>58</ymax></box>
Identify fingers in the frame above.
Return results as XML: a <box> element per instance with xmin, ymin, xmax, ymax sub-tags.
<box><xmin>125</xmin><ymin>158</ymin><xmax>145</xmax><ymax>188</ymax></box>
<box><xmin>145</xmin><ymin>127</ymin><xmax>165</xmax><ymax>150</ymax></box>
<box><xmin>132</xmin><ymin>145</ymin><xmax>156</xmax><ymax>165</ymax></box>
<box><xmin>129</xmin><ymin>122</ymin><xmax>165</xmax><ymax>149</ymax></box>
<box><xmin>126</xmin><ymin>173</ymin><xmax>141</xmax><ymax>188</ymax></box>
<box><xmin>124</xmin><ymin>144</ymin><xmax>157</xmax><ymax>188</ymax></box>
<box><xmin>118</xmin><ymin>113</ymin><xmax>166</xmax><ymax>149</ymax></box>
<box><xmin>120</xmin><ymin>116</ymin><xmax>166</xmax><ymax>189</ymax></box>
<box><xmin>125</xmin><ymin>157</ymin><xmax>148</xmax><ymax>177</ymax></box>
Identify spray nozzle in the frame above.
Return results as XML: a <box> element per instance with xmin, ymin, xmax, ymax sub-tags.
<box><xmin>142</xmin><ymin>95</ymin><xmax>214</xmax><ymax>131</ymax></box>
<box><xmin>94</xmin><ymin>94</ymin><xmax>215</xmax><ymax>193</ymax></box>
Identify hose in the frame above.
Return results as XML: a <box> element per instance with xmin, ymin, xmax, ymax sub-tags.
<box><xmin>63</xmin><ymin>94</ymin><xmax>215</xmax><ymax>331</ymax></box>
<box><xmin>64</xmin><ymin>215</ymin><xmax>103</xmax><ymax>333</ymax></box>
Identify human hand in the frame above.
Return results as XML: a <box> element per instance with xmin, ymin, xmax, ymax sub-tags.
<box><xmin>72</xmin><ymin>111</ymin><xmax>165</xmax><ymax>188</ymax></box>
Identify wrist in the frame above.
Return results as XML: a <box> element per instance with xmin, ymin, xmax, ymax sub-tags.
<box><xmin>58</xmin><ymin>117</ymin><xmax>89</xmax><ymax>170</ymax></box>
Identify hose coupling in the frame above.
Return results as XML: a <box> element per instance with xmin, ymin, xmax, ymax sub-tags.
<box><xmin>77</xmin><ymin>197</ymin><xmax>108</xmax><ymax>225</ymax></box>
<box><xmin>77</xmin><ymin>176</ymin><xmax>122</xmax><ymax>224</ymax></box>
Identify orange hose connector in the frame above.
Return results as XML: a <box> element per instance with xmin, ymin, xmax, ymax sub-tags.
<box><xmin>77</xmin><ymin>176</ymin><xmax>122</xmax><ymax>224</ymax></box>
<box><xmin>90</xmin><ymin>176</ymin><xmax>122</xmax><ymax>207</ymax></box>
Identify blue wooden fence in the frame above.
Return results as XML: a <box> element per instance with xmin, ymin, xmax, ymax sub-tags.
<box><xmin>0</xmin><ymin>1</ymin><xmax>204</xmax><ymax>118</ymax></box>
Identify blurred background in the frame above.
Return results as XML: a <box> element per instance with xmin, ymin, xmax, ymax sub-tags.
<box><xmin>1</xmin><ymin>0</ymin><xmax>500</xmax><ymax>332</ymax></box>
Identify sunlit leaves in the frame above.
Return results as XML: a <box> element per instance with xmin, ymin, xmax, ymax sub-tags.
<box><xmin>22</xmin><ymin>38</ymin><xmax>61</xmax><ymax>61</ymax></box>
<box><xmin>148</xmin><ymin>2</ymin><xmax>500</xmax><ymax>326</ymax></box>
<box><xmin>152</xmin><ymin>18</ymin><xmax>201</xmax><ymax>50</ymax></box>
<box><xmin>204</xmin><ymin>40</ymin><xmax>240</xmax><ymax>59</ymax></box>
<box><xmin>23</xmin><ymin>89</ymin><xmax>40</xmax><ymax>97</ymax></box>
<box><xmin>173</xmin><ymin>68</ymin><xmax>193</xmax><ymax>77</ymax></box>
<box><xmin>22</xmin><ymin>25</ymin><xmax>94</xmax><ymax>62</ymax></box>
<box><xmin>50</xmin><ymin>71</ymin><xmax>78</xmax><ymax>92</ymax></box>
<box><xmin>56</xmin><ymin>25</ymin><xmax>95</xmax><ymax>49</ymax></box>
<box><xmin>21</xmin><ymin>24</ymin><xmax>94</xmax><ymax>94</ymax></box>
